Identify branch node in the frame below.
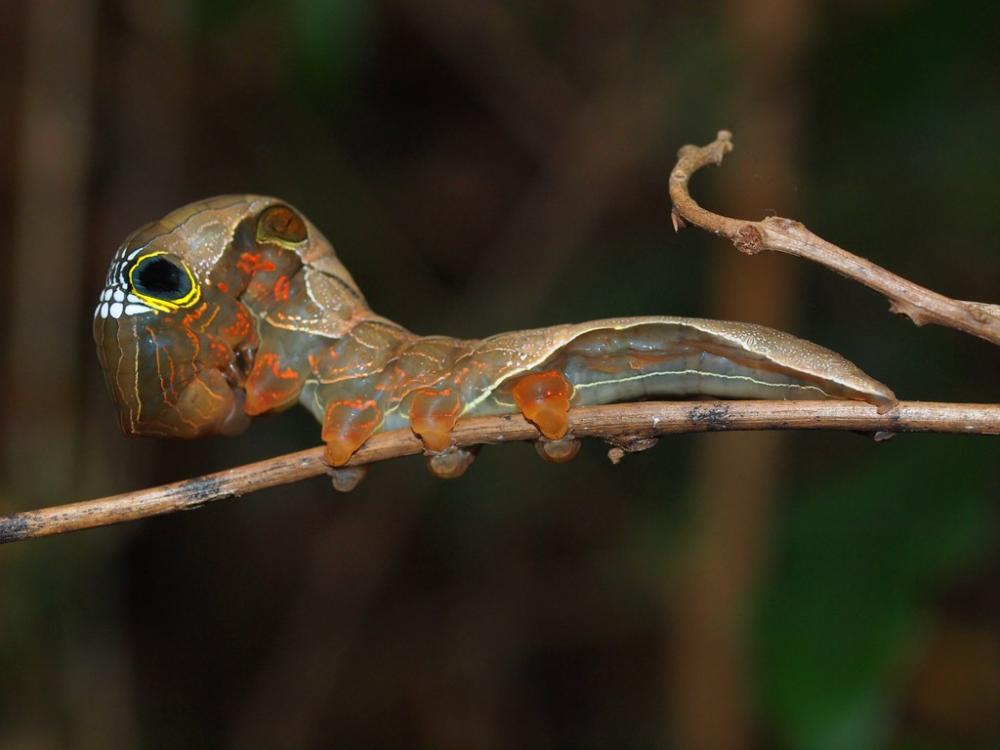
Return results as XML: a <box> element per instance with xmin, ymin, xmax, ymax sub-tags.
<box><xmin>687</xmin><ymin>402</ymin><xmax>734</xmax><ymax>429</ymax></box>
<box><xmin>889</xmin><ymin>299</ymin><xmax>930</xmax><ymax>326</ymax></box>
<box><xmin>761</xmin><ymin>216</ymin><xmax>805</xmax><ymax>233</ymax></box>
<box><xmin>606</xmin><ymin>434</ymin><xmax>660</xmax><ymax>454</ymax></box>
<box><xmin>733</xmin><ymin>224</ymin><xmax>764</xmax><ymax>255</ymax></box>
<box><xmin>670</xmin><ymin>208</ymin><xmax>686</xmax><ymax>232</ymax></box>
<box><xmin>963</xmin><ymin>301</ymin><xmax>999</xmax><ymax>324</ymax></box>
<box><xmin>708</xmin><ymin>130</ymin><xmax>734</xmax><ymax>164</ymax></box>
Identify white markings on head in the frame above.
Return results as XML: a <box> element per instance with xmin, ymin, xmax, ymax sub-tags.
<box><xmin>95</xmin><ymin>291</ymin><xmax>155</xmax><ymax>319</ymax></box>
<box><xmin>95</xmin><ymin>282</ymin><xmax>155</xmax><ymax>320</ymax></box>
<box><xmin>95</xmin><ymin>240</ymin><xmax>160</xmax><ymax>320</ymax></box>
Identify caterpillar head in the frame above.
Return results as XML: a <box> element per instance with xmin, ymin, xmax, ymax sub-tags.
<box><xmin>94</xmin><ymin>195</ymin><xmax>360</xmax><ymax>438</ymax></box>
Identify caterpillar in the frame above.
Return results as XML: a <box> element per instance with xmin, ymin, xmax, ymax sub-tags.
<box><xmin>94</xmin><ymin>196</ymin><xmax>895</xmax><ymax>488</ymax></box>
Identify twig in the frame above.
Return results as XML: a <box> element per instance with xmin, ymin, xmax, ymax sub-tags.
<box><xmin>669</xmin><ymin>130</ymin><xmax>1000</xmax><ymax>347</ymax></box>
<box><xmin>1</xmin><ymin>399</ymin><xmax>998</xmax><ymax>544</ymax></box>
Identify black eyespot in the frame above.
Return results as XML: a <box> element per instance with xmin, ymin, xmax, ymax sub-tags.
<box><xmin>132</xmin><ymin>256</ymin><xmax>192</xmax><ymax>300</ymax></box>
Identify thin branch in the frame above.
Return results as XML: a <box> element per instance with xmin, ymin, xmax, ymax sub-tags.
<box><xmin>669</xmin><ymin>130</ymin><xmax>1000</xmax><ymax>347</ymax></box>
<box><xmin>2</xmin><ymin>399</ymin><xmax>998</xmax><ymax>545</ymax></box>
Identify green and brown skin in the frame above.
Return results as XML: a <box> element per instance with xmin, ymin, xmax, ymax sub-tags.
<box><xmin>94</xmin><ymin>196</ymin><xmax>896</xmax><ymax>485</ymax></box>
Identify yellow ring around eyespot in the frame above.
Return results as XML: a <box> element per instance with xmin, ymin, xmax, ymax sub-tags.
<box><xmin>127</xmin><ymin>251</ymin><xmax>201</xmax><ymax>313</ymax></box>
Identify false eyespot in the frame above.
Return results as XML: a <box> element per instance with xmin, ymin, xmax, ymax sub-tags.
<box><xmin>256</xmin><ymin>204</ymin><xmax>308</xmax><ymax>249</ymax></box>
<box><xmin>127</xmin><ymin>251</ymin><xmax>201</xmax><ymax>313</ymax></box>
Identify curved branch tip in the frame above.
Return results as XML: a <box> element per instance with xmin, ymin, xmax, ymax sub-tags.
<box><xmin>669</xmin><ymin>130</ymin><xmax>1000</xmax><ymax>347</ymax></box>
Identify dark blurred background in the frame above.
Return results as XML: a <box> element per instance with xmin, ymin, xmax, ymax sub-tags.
<box><xmin>1</xmin><ymin>1</ymin><xmax>998</xmax><ymax>748</ymax></box>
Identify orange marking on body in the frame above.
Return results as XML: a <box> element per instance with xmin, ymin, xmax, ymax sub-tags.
<box><xmin>512</xmin><ymin>369</ymin><xmax>572</xmax><ymax>440</ymax></box>
<box><xmin>180</xmin><ymin>326</ymin><xmax>200</xmax><ymax>361</ymax></box>
<box><xmin>243</xmin><ymin>352</ymin><xmax>302</xmax><ymax>414</ymax></box>
<box><xmin>322</xmin><ymin>399</ymin><xmax>381</xmax><ymax>466</ymax></box>
<box><xmin>247</xmin><ymin>280</ymin><xmax>269</xmax><ymax>300</ymax></box>
<box><xmin>273</xmin><ymin>275</ymin><xmax>291</xmax><ymax>301</ymax></box>
<box><xmin>409</xmin><ymin>388</ymin><xmax>461</xmax><ymax>452</ymax></box>
<box><xmin>221</xmin><ymin>308</ymin><xmax>252</xmax><ymax>340</ymax></box>
<box><xmin>181</xmin><ymin>302</ymin><xmax>209</xmax><ymax>327</ymax></box>
<box><xmin>216</xmin><ymin>281</ymin><xmax>229</xmax><ymax>293</ymax></box>
<box><xmin>206</xmin><ymin>339</ymin><xmax>233</xmax><ymax>370</ymax></box>
<box><xmin>267</xmin><ymin>353</ymin><xmax>298</xmax><ymax>380</ymax></box>
<box><xmin>237</xmin><ymin>252</ymin><xmax>276</xmax><ymax>275</ymax></box>
<box><xmin>198</xmin><ymin>305</ymin><xmax>221</xmax><ymax>333</ymax></box>
<box><xmin>167</xmin><ymin>356</ymin><xmax>178</xmax><ymax>400</ymax></box>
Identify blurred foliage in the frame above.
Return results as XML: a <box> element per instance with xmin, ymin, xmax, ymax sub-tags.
<box><xmin>756</xmin><ymin>437</ymin><xmax>996</xmax><ymax>750</ymax></box>
<box><xmin>194</xmin><ymin>0</ymin><xmax>377</xmax><ymax>95</ymax></box>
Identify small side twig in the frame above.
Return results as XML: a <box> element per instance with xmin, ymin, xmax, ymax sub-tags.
<box><xmin>669</xmin><ymin>130</ymin><xmax>1000</xmax><ymax>346</ymax></box>
<box><xmin>2</xmin><ymin>399</ymin><xmax>998</xmax><ymax>545</ymax></box>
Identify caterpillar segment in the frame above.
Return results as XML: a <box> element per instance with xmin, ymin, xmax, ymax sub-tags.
<box><xmin>94</xmin><ymin>197</ymin><xmax>897</xmax><ymax>490</ymax></box>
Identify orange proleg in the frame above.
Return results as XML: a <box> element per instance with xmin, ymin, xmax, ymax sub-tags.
<box><xmin>511</xmin><ymin>369</ymin><xmax>573</xmax><ymax>440</ymax></box>
<box><xmin>409</xmin><ymin>388</ymin><xmax>462</xmax><ymax>452</ymax></box>
<box><xmin>322</xmin><ymin>399</ymin><xmax>382</xmax><ymax>466</ymax></box>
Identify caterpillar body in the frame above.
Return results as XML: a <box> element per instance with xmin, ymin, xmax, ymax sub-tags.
<box><xmin>94</xmin><ymin>196</ymin><xmax>895</xmax><ymax>486</ymax></box>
